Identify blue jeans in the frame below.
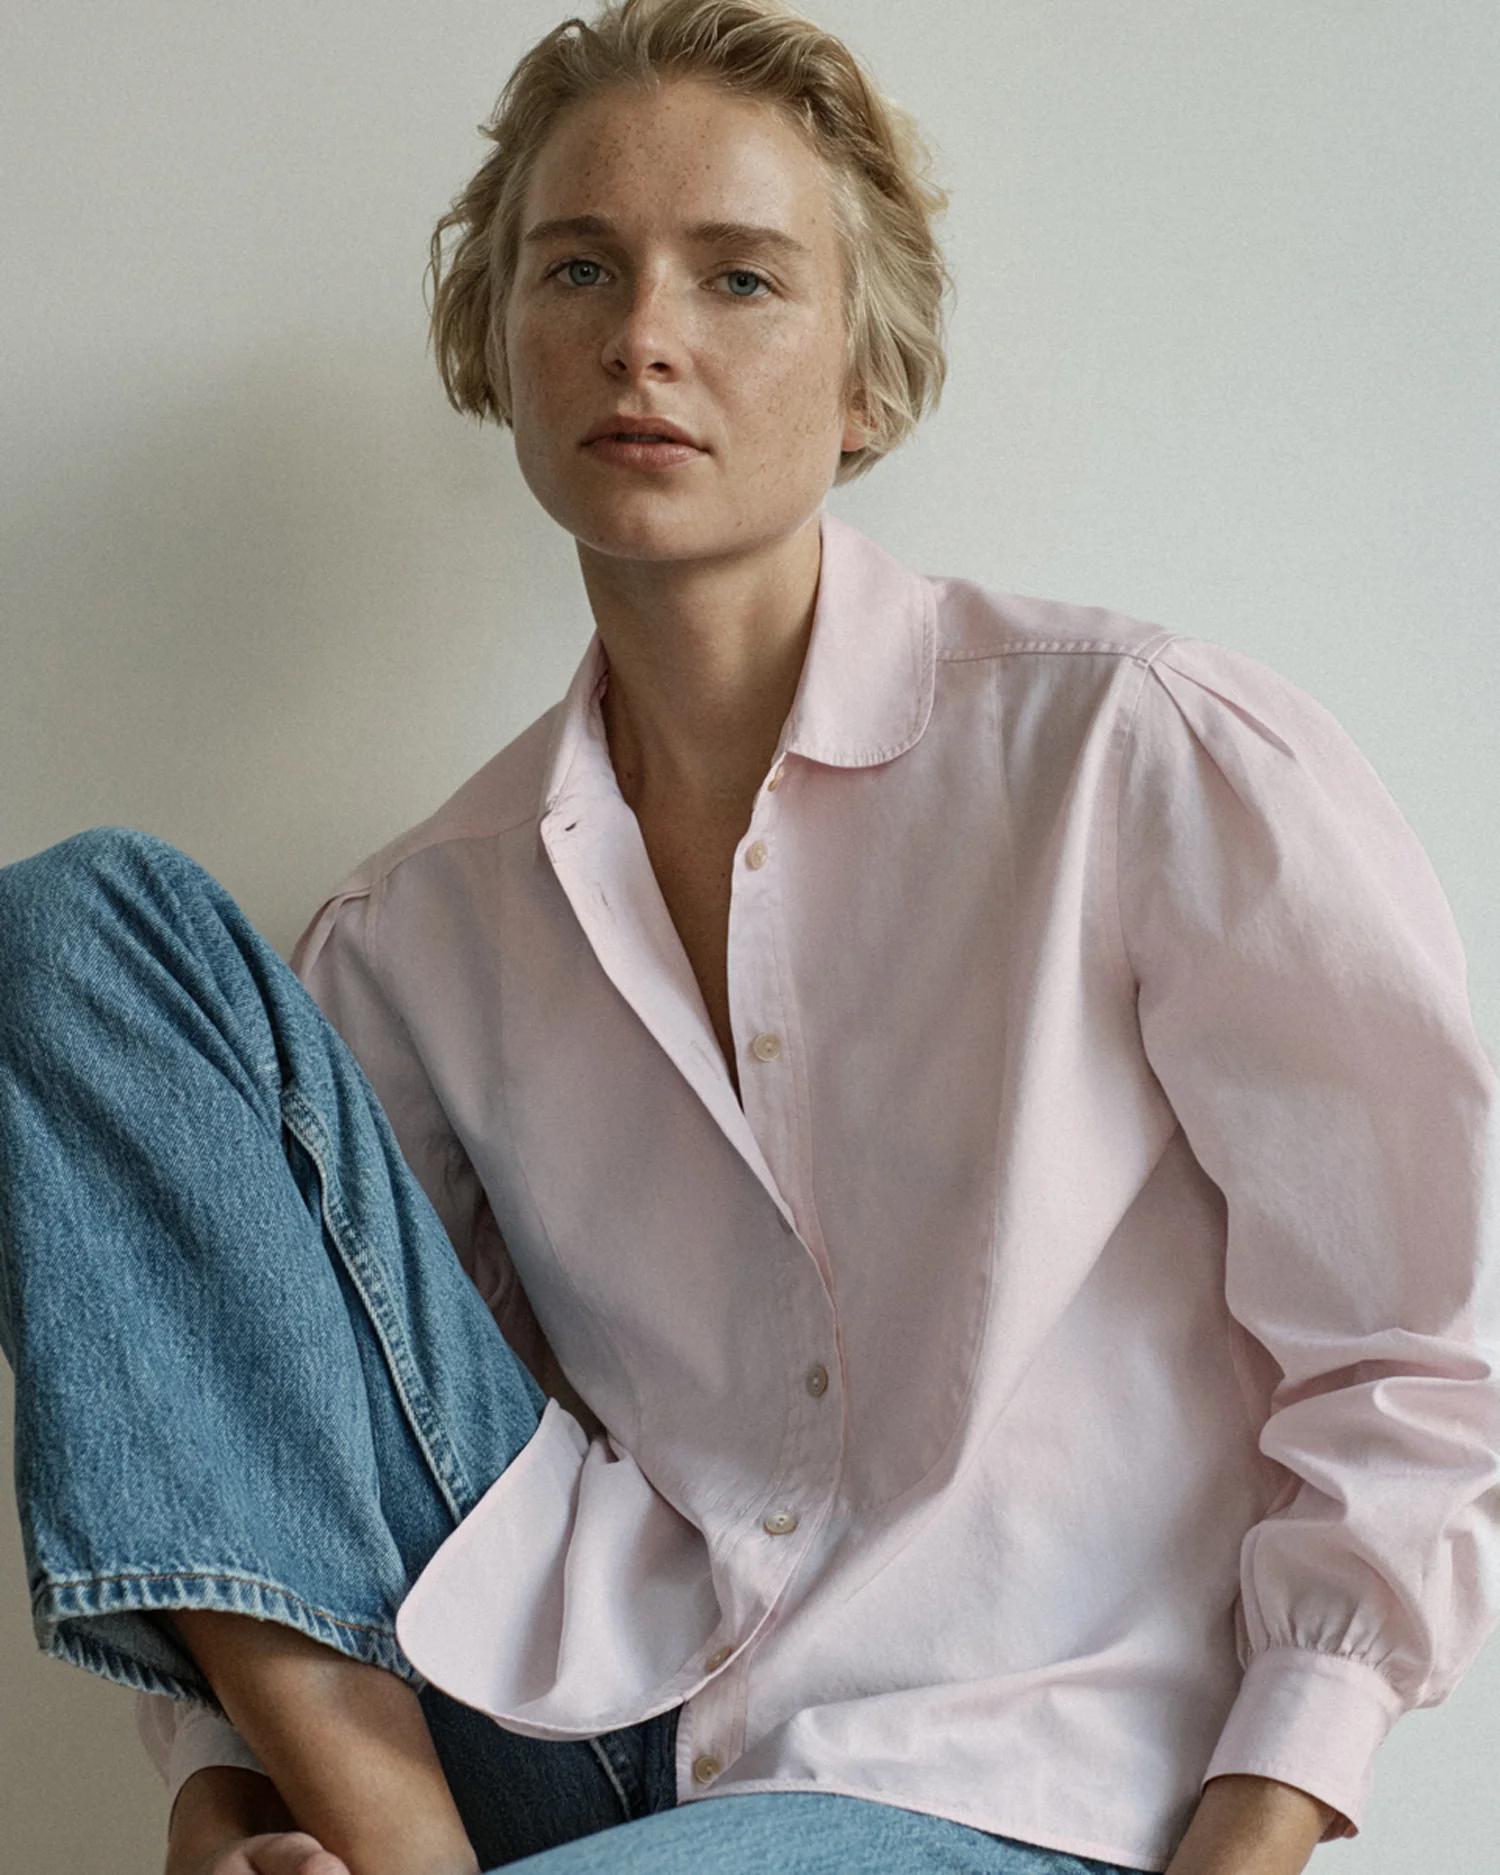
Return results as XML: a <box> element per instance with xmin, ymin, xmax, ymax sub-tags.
<box><xmin>0</xmin><ymin>827</ymin><xmax>1154</xmax><ymax>1875</ymax></box>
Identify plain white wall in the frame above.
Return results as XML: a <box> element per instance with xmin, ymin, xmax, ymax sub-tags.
<box><xmin>3</xmin><ymin>2</ymin><xmax>1497</xmax><ymax>1867</ymax></box>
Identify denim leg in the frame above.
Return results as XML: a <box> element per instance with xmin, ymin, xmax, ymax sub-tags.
<box><xmin>492</xmin><ymin>1790</ymin><xmax>1159</xmax><ymax>1875</ymax></box>
<box><xmin>0</xmin><ymin>825</ymin><xmax>670</xmax><ymax>1863</ymax></box>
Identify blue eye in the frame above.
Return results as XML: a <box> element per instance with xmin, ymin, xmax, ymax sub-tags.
<box><xmin>546</xmin><ymin>258</ymin><xmax>772</xmax><ymax>299</ymax></box>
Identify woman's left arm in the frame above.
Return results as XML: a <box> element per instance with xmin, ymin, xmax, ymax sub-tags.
<box><xmin>1165</xmin><ymin>1773</ymin><xmax>1339</xmax><ymax>1875</ymax></box>
<box><xmin>1117</xmin><ymin>634</ymin><xmax>1500</xmax><ymax>1854</ymax></box>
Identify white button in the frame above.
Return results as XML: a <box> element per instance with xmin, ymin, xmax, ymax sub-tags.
<box><xmin>707</xmin><ymin>1644</ymin><xmax>733</xmax><ymax>1670</ymax></box>
<box><xmin>766</xmin><ymin>766</ymin><xmax>785</xmax><ymax>791</ymax></box>
<box><xmin>745</xmin><ymin>839</ymin><xmax>768</xmax><ymax>869</ymax></box>
<box><xmin>806</xmin><ymin>1364</ymin><xmax>828</xmax><ymax>1396</ymax></box>
<box><xmin>693</xmin><ymin>1753</ymin><xmax>722</xmax><ymax>1784</ymax></box>
<box><xmin>751</xmin><ymin>1033</ymin><xmax>782</xmax><ymax>1061</ymax></box>
<box><xmin>763</xmin><ymin>1509</ymin><xmax>798</xmax><ymax>1535</ymax></box>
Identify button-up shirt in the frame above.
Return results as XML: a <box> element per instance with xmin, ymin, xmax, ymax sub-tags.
<box><xmin>136</xmin><ymin>506</ymin><xmax>1500</xmax><ymax>1869</ymax></box>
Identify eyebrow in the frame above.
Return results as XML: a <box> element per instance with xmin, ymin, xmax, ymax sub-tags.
<box><xmin>520</xmin><ymin>214</ymin><xmax>812</xmax><ymax>263</ymax></box>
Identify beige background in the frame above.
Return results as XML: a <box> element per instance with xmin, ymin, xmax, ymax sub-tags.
<box><xmin>4</xmin><ymin>2</ymin><xmax>1498</xmax><ymax>1868</ymax></box>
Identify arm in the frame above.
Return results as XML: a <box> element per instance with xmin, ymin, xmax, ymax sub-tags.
<box><xmin>1117</xmin><ymin>635</ymin><xmax>1500</xmax><ymax>1848</ymax></box>
<box><xmin>163</xmin><ymin>1765</ymin><xmax>300</xmax><ymax>1875</ymax></box>
<box><xmin>131</xmin><ymin>875</ymin><xmax>480</xmax><ymax>1850</ymax></box>
<box><xmin>135</xmin><ymin>1688</ymin><xmax>278</xmax><ymax>1855</ymax></box>
<box><xmin>1165</xmin><ymin>1773</ymin><xmax>1338</xmax><ymax>1875</ymax></box>
<box><xmin>288</xmin><ymin>873</ymin><xmax>602</xmax><ymax>1437</ymax></box>
<box><xmin>135</xmin><ymin>869</ymin><xmax>591</xmax><ymax>1849</ymax></box>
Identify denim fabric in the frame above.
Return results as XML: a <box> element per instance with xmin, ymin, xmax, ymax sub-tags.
<box><xmin>0</xmin><ymin>826</ymin><xmax>1152</xmax><ymax>1874</ymax></box>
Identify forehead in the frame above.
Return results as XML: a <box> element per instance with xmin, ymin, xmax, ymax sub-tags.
<box><xmin>522</xmin><ymin>78</ymin><xmax>836</xmax><ymax>259</ymax></box>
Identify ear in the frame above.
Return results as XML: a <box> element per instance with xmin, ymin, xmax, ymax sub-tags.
<box><xmin>841</xmin><ymin>388</ymin><xmax>875</xmax><ymax>453</ymax></box>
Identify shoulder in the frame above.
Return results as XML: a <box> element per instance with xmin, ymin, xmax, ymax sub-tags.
<box><xmin>915</xmin><ymin>562</ymin><xmax>1370</xmax><ymax>807</ymax></box>
<box><xmin>922</xmin><ymin>560</ymin><xmax>1342</xmax><ymax>752</ymax></box>
<box><xmin>314</xmin><ymin>701</ymin><xmax>562</xmax><ymax>907</ymax></box>
<box><xmin>924</xmin><ymin>565</ymin><xmax>1179</xmax><ymax>670</ymax></box>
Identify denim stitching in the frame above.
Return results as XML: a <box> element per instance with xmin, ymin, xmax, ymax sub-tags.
<box><xmin>35</xmin><ymin>1566</ymin><xmax>405</xmax><ymax>1637</ymax></box>
<box><xmin>31</xmin><ymin>1566</ymin><xmax>429</xmax><ymax>1716</ymax></box>
<box><xmin>587</xmin><ymin>1736</ymin><xmax>633</xmax><ymax>1822</ymax></box>
<box><xmin>280</xmin><ymin>1084</ymin><xmax>475</xmax><ymax>1523</ymax></box>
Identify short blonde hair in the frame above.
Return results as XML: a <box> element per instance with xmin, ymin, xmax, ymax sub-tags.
<box><xmin>425</xmin><ymin>0</ymin><xmax>955</xmax><ymax>487</ymax></box>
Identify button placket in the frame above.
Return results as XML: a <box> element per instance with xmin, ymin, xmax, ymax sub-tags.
<box><xmin>738</xmin><ymin>832</ymin><xmax>785</xmax><ymax>1070</ymax></box>
<box><xmin>685</xmin><ymin>1642</ymin><xmax>740</xmax><ymax>1792</ymax></box>
<box><xmin>736</xmin><ymin>771</ymin><xmax>830</xmax><ymax>1654</ymax></box>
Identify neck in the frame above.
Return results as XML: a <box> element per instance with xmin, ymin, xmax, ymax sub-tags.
<box><xmin>582</xmin><ymin>514</ymin><xmax>822</xmax><ymax>818</ymax></box>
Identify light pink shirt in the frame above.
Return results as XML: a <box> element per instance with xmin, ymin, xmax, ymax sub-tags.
<box><xmin>136</xmin><ymin>506</ymin><xmax>1500</xmax><ymax>1868</ymax></box>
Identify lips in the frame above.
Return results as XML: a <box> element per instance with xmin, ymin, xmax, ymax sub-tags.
<box><xmin>583</xmin><ymin>415</ymin><xmax>702</xmax><ymax>448</ymax></box>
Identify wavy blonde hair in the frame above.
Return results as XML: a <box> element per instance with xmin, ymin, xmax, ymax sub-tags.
<box><xmin>425</xmin><ymin>0</ymin><xmax>955</xmax><ymax>487</ymax></box>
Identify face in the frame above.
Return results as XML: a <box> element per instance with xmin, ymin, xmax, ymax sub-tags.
<box><xmin>502</xmin><ymin>76</ymin><xmax>869</xmax><ymax>564</ymax></box>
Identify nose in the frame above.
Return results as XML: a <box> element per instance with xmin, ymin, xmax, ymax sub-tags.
<box><xmin>600</xmin><ymin>273</ymin><xmax>694</xmax><ymax>378</ymax></box>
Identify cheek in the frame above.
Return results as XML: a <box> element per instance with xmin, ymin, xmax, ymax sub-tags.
<box><xmin>506</xmin><ymin>331</ymin><xmax>572</xmax><ymax>424</ymax></box>
<box><xmin>745</xmin><ymin>356</ymin><xmax>844</xmax><ymax>435</ymax></box>
<box><xmin>507</xmin><ymin>298</ymin><xmax>564</xmax><ymax>363</ymax></box>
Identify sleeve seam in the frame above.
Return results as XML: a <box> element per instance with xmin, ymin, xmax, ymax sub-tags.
<box><xmin>1113</xmin><ymin>635</ymin><xmax>1185</xmax><ymax>984</ymax></box>
<box><xmin>363</xmin><ymin>869</ymin><xmax>428</xmax><ymax>1063</ymax></box>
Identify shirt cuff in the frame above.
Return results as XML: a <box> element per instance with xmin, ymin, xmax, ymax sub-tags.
<box><xmin>135</xmin><ymin>1691</ymin><xmax>270</xmax><ymax>1835</ymax></box>
<box><xmin>1199</xmin><ymin>1643</ymin><xmax>1405</xmax><ymax>1841</ymax></box>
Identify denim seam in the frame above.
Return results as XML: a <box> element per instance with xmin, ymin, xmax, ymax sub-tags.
<box><xmin>280</xmin><ymin>1083</ymin><xmax>476</xmax><ymax>1525</ymax></box>
<box><xmin>36</xmin><ymin>1565</ymin><xmax>411</xmax><ymax>1637</ymax></box>
<box><xmin>586</xmin><ymin>1736</ymin><xmax>634</xmax><ymax>1822</ymax></box>
<box><xmin>32</xmin><ymin>1566</ymin><xmax>429</xmax><ymax>1712</ymax></box>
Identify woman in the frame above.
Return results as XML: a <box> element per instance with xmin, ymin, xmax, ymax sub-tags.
<box><xmin>3</xmin><ymin>3</ymin><xmax>1496</xmax><ymax>1874</ymax></box>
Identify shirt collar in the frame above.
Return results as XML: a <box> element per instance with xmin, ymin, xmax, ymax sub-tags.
<box><xmin>538</xmin><ymin>505</ymin><xmax>937</xmax><ymax>819</ymax></box>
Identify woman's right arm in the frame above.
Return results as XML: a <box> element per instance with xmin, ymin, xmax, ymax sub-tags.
<box><xmin>147</xmin><ymin>876</ymin><xmax>514</xmax><ymax>1875</ymax></box>
<box><xmin>164</xmin><ymin>1764</ymin><xmax>348</xmax><ymax>1875</ymax></box>
<box><xmin>136</xmin><ymin>1692</ymin><xmax>347</xmax><ymax>1875</ymax></box>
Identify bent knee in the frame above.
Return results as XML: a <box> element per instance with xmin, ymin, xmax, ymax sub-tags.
<box><xmin>0</xmin><ymin>825</ymin><xmax>193</xmax><ymax>959</ymax></box>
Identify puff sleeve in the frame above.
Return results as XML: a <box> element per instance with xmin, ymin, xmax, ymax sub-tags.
<box><xmin>1116</xmin><ymin>634</ymin><xmax>1500</xmax><ymax>1842</ymax></box>
<box><xmin>286</xmin><ymin>871</ymin><xmax>573</xmax><ymax>1406</ymax></box>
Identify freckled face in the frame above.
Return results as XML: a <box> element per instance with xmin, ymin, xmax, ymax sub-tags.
<box><xmin>502</xmin><ymin>77</ymin><xmax>867</xmax><ymax>562</ymax></box>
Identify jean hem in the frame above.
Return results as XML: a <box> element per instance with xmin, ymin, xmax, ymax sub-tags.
<box><xmin>31</xmin><ymin>1566</ymin><xmax>429</xmax><ymax>1712</ymax></box>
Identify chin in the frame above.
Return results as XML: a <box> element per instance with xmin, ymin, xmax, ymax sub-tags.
<box><xmin>562</xmin><ymin>497</ymin><xmax>729</xmax><ymax>560</ymax></box>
